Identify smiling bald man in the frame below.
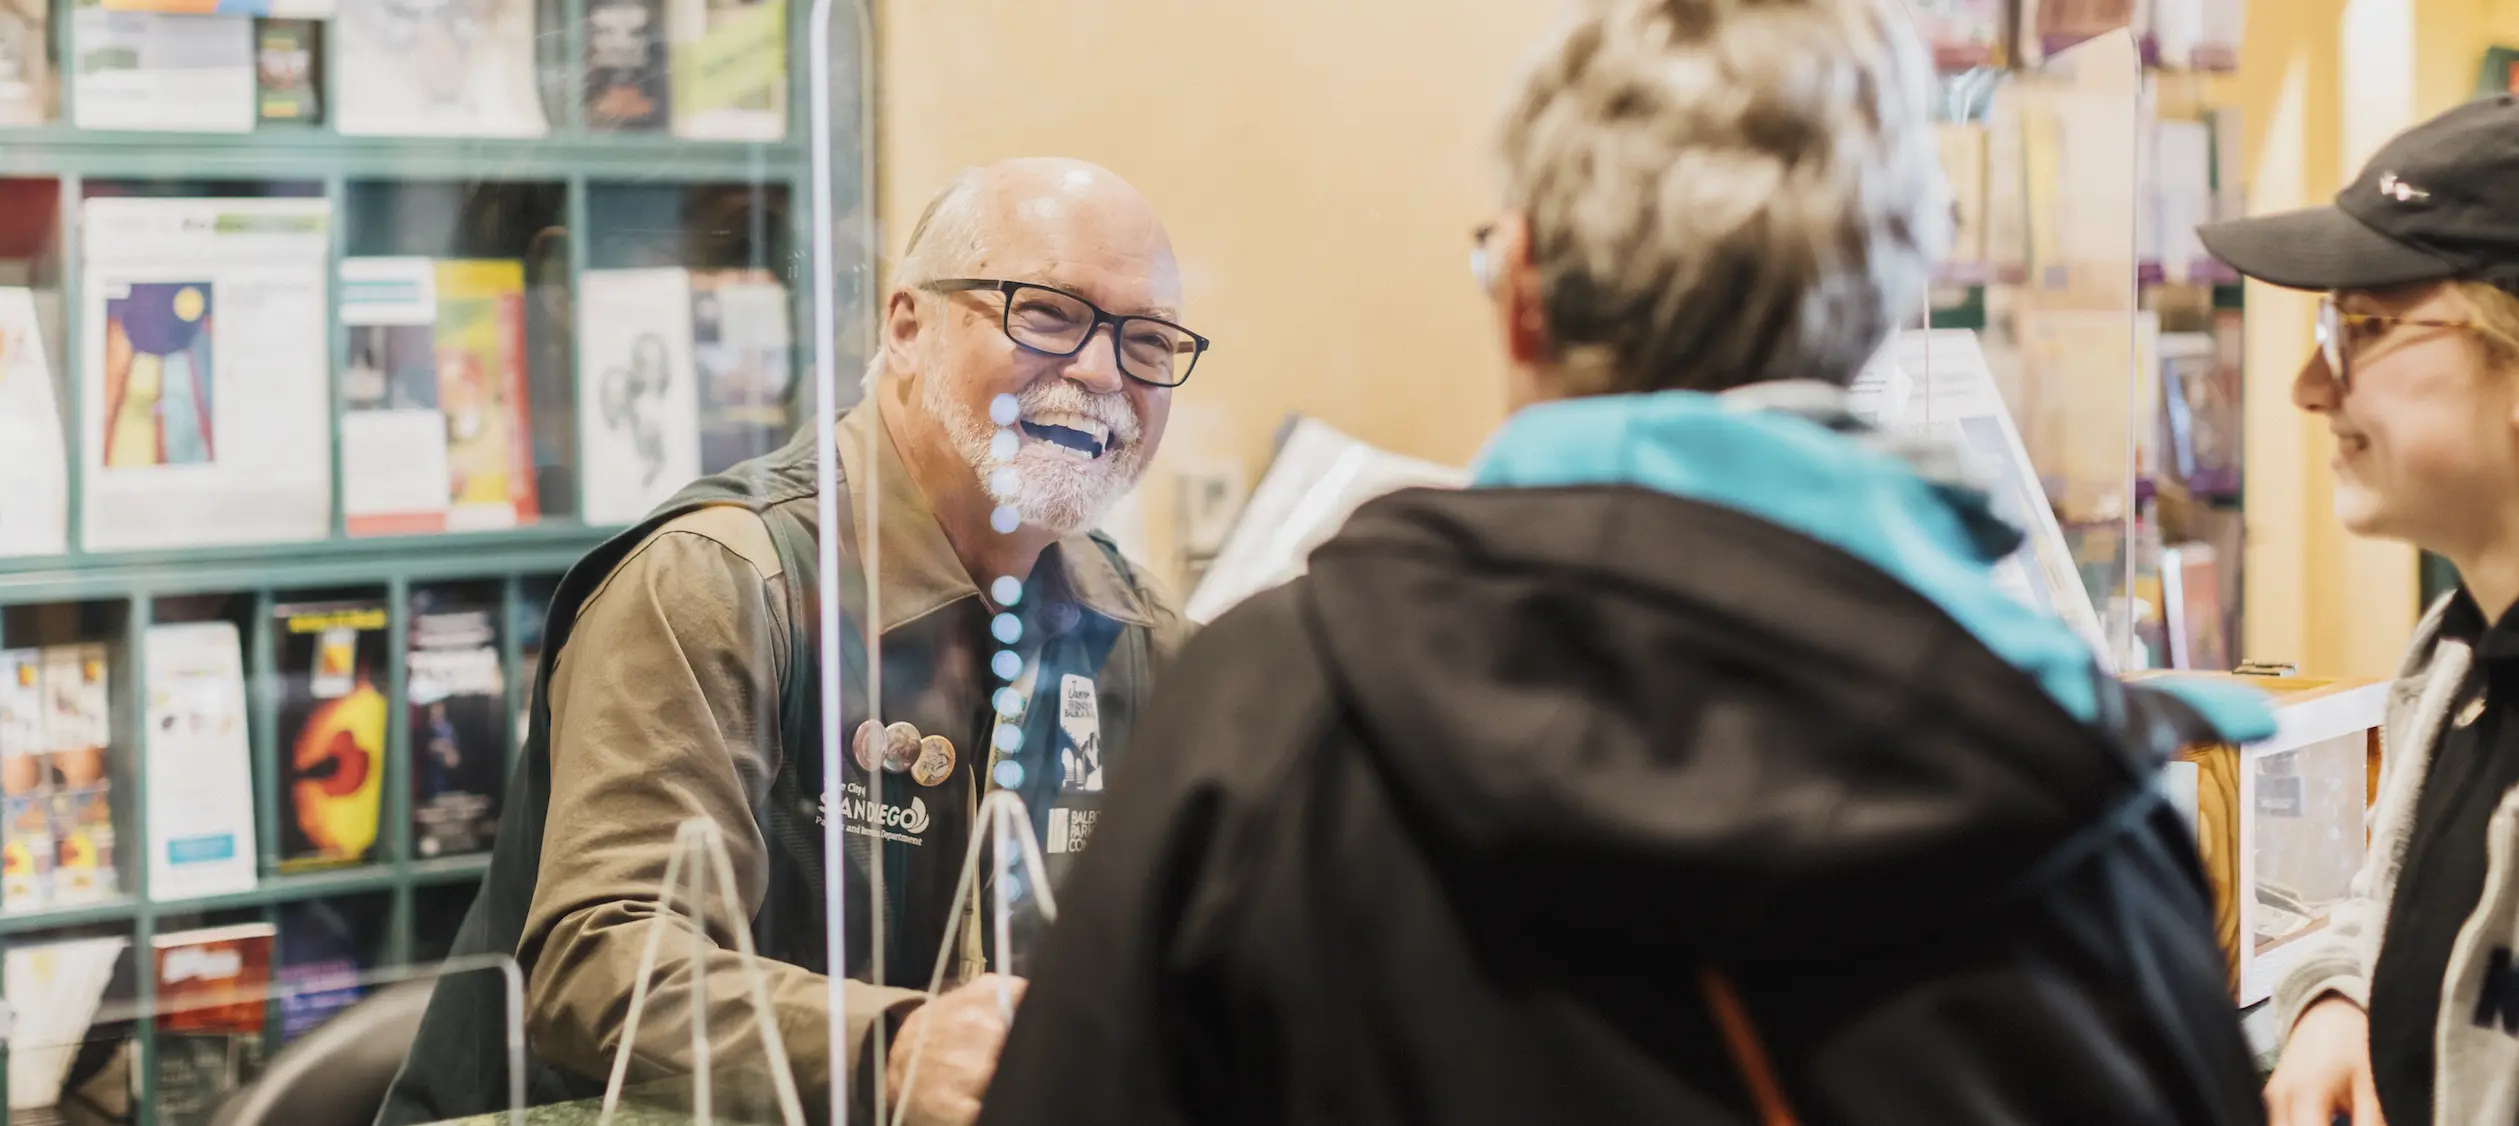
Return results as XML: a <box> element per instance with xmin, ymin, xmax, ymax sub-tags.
<box><xmin>380</xmin><ymin>159</ymin><xmax>1200</xmax><ymax>1126</ymax></box>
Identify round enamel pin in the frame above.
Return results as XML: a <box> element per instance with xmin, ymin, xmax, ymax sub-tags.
<box><xmin>912</xmin><ymin>734</ymin><xmax>956</xmax><ymax>787</ymax></box>
<box><xmin>851</xmin><ymin>719</ymin><xmax>882</xmax><ymax>774</ymax></box>
<box><xmin>882</xmin><ymin>721</ymin><xmax>921</xmax><ymax>773</ymax></box>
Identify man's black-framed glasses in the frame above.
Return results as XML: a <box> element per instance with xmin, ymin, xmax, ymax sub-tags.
<box><xmin>924</xmin><ymin>278</ymin><xmax>1210</xmax><ymax>388</ymax></box>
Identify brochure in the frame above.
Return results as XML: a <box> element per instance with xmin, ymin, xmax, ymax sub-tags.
<box><xmin>334</xmin><ymin>0</ymin><xmax>547</xmax><ymax>137</ymax></box>
<box><xmin>71</xmin><ymin>8</ymin><xmax>254</xmax><ymax>132</ymax></box>
<box><xmin>668</xmin><ymin>0</ymin><xmax>782</xmax><ymax>140</ymax></box>
<box><xmin>578</xmin><ymin>267</ymin><xmax>699</xmax><ymax>525</ymax></box>
<box><xmin>143</xmin><ymin>622</ymin><xmax>257</xmax><ymax>900</ymax></box>
<box><xmin>0</xmin><ymin>0</ymin><xmax>51</xmax><ymax>124</ymax></box>
<box><xmin>1185</xmin><ymin>417</ymin><xmax>1467</xmax><ymax>624</ymax></box>
<box><xmin>691</xmin><ymin>268</ymin><xmax>793</xmax><ymax>473</ymax></box>
<box><xmin>0</xmin><ymin>286</ymin><xmax>66</xmax><ymax>557</ymax></box>
<box><xmin>80</xmin><ymin>197</ymin><xmax>331</xmax><ymax>552</ymax></box>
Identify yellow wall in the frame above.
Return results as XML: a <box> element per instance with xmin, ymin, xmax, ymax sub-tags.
<box><xmin>873</xmin><ymin>1</ymin><xmax>1561</xmax><ymax>573</ymax></box>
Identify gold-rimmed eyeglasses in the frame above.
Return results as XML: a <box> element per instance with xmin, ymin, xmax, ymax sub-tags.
<box><xmin>2317</xmin><ymin>295</ymin><xmax>2477</xmax><ymax>391</ymax></box>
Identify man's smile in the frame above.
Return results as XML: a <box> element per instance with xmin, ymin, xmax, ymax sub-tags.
<box><xmin>1020</xmin><ymin>410</ymin><xmax>1112</xmax><ymax>459</ymax></box>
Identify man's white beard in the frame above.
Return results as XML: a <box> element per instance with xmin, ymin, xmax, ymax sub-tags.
<box><xmin>925</xmin><ymin>373</ymin><xmax>1150</xmax><ymax>536</ymax></box>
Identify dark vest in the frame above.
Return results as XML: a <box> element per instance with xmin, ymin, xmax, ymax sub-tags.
<box><xmin>378</xmin><ymin>422</ymin><xmax>1160</xmax><ymax>1123</ymax></box>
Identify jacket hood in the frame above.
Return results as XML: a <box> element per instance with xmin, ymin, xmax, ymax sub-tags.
<box><xmin>1300</xmin><ymin>388</ymin><xmax>2269</xmax><ymax>958</ymax></box>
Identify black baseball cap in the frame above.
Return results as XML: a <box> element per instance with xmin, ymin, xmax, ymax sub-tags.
<box><xmin>2199</xmin><ymin>94</ymin><xmax>2519</xmax><ymax>293</ymax></box>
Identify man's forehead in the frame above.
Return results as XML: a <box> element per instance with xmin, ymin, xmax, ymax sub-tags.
<box><xmin>965</xmin><ymin>173</ymin><xmax>1182</xmax><ymax>318</ymax></box>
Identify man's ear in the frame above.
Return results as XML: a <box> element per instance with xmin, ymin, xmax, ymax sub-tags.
<box><xmin>882</xmin><ymin>286</ymin><xmax>925</xmax><ymax>379</ymax></box>
<box><xmin>1496</xmin><ymin>213</ymin><xmax>1553</xmax><ymax>368</ymax></box>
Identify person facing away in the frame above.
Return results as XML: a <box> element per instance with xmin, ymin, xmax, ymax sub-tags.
<box><xmin>378</xmin><ymin>157</ymin><xmax>1199</xmax><ymax>1126</ymax></box>
<box><xmin>2200</xmin><ymin>95</ymin><xmax>2519</xmax><ymax>1126</ymax></box>
<box><xmin>971</xmin><ymin>2</ymin><xmax>2275</xmax><ymax>1124</ymax></box>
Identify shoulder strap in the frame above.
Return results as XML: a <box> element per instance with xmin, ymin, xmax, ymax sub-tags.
<box><xmin>1701</xmin><ymin>967</ymin><xmax>1799</xmax><ymax>1126</ymax></box>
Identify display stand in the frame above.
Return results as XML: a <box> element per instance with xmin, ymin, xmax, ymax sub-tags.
<box><xmin>602</xmin><ymin>817</ymin><xmax>808</xmax><ymax>1126</ymax></box>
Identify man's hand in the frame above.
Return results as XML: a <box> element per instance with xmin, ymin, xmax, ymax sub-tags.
<box><xmin>2265</xmin><ymin>996</ymin><xmax>2385</xmax><ymax>1126</ymax></box>
<box><xmin>885</xmin><ymin>975</ymin><xmax>1027</xmax><ymax>1126</ymax></box>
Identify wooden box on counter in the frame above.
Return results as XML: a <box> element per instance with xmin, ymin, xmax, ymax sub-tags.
<box><xmin>2132</xmin><ymin>672</ymin><xmax>2388</xmax><ymax>1005</ymax></box>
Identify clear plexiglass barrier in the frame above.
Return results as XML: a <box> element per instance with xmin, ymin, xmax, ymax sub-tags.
<box><xmin>1898</xmin><ymin>26</ymin><xmax>2150</xmax><ymax>673</ymax></box>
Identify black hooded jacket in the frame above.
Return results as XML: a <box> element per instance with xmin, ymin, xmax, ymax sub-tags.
<box><xmin>974</xmin><ymin>484</ymin><xmax>2262</xmax><ymax>1125</ymax></box>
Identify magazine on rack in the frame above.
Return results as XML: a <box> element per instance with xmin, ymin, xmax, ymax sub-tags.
<box><xmin>143</xmin><ymin>622</ymin><xmax>257</xmax><ymax>900</ymax></box>
<box><xmin>1909</xmin><ymin>0</ymin><xmax>2006</xmax><ymax>69</ymax></box>
<box><xmin>273</xmin><ymin>600</ymin><xmax>389</xmax><ymax>872</ymax></box>
<box><xmin>0</xmin><ymin>0</ymin><xmax>51</xmax><ymax>124</ymax></box>
<box><xmin>40</xmin><ymin>644</ymin><xmax>116</xmax><ymax>905</ymax></box>
<box><xmin>1854</xmin><ymin>329</ymin><xmax>2113</xmax><ymax>665</ymax></box>
<box><xmin>81</xmin><ymin>197</ymin><xmax>331</xmax><ymax>551</ymax></box>
<box><xmin>1183</xmin><ymin>417</ymin><xmax>1467</xmax><ymax>624</ymax></box>
<box><xmin>5</xmin><ymin>935</ymin><xmax>129</xmax><ymax>1116</ymax></box>
<box><xmin>339</xmin><ymin>257</ymin><xmax>538</xmax><ymax>533</ymax></box>
<box><xmin>334</xmin><ymin>0</ymin><xmax>546</xmax><ymax>137</ymax></box>
<box><xmin>276</xmin><ymin>897</ymin><xmax>373</xmax><ymax>1041</ymax></box>
<box><xmin>152</xmin><ymin>922</ymin><xmax>274</xmax><ymax>1126</ymax></box>
<box><xmin>2</xmin><ymin>649</ymin><xmax>49</xmax><ymax>911</ymax></box>
<box><xmin>578</xmin><ymin>267</ymin><xmax>699</xmax><ymax>525</ymax></box>
<box><xmin>254</xmin><ymin>17</ymin><xmax>321</xmax><ymax>123</ymax></box>
<box><xmin>668</xmin><ymin>0</ymin><xmax>783</xmax><ymax>139</ymax></box>
<box><xmin>2161</xmin><ymin>328</ymin><xmax>2240</xmax><ymax>498</ymax></box>
<box><xmin>71</xmin><ymin>8</ymin><xmax>254</xmax><ymax>132</ymax></box>
<box><xmin>0</xmin><ymin>286</ymin><xmax>66</xmax><ymax>557</ymax></box>
<box><xmin>691</xmin><ymin>268</ymin><xmax>793</xmax><ymax>472</ymax></box>
<box><xmin>585</xmin><ymin>0</ymin><xmax>667</xmax><ymax>130</ymax></box>
<box><xmin>407</xmin><ymin>588</ymin><xmax>505</xmax><ymax>858</ymax></box>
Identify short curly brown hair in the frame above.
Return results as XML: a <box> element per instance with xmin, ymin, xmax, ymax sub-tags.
<box><xmin>1498</xmin><ymin>0</ymin><xmax>1949</xmax><ymax>397</ymax></box>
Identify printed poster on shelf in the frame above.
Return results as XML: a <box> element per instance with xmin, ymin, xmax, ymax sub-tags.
<box><xmin>80</xmin><ymin>196</ymin><xmax>330</xmax><ymax>552</ymax></box>
<box><xmin>0</xmin><ymin>286</ymin><xmax>67</xmax><ymax>558</ymax></box>
<box><xmin>0</xmin><ymin>0</ymin><xmax>53</xmax><ymax>124</ymax></box>
<box><xmin>71</xmin><ymin>7</ymin><xmax>254</xmax><ymax>132</ymax></box>
<box><xmin>340</xmin><ymin>257</ymin><xmax>538</xmax><ymax>534</ymax></box>
<box><xmin>334</xmin><ymin>0</ymin><xmax>546</xmax><ymax>137</ymax></box>
<box><xmin>669</xmin><ymin>0</ymin><xmax>784</xmax><ymax>140</ymax></box>
<box><xmin>143</xmin><ymin>621</ymin><xmax>258</xmax><ymax>901</ymax></box>
<box><xmin>273</xmin><ymin>600</ymin><xmax>388</xmax><ymax>873</ymax></box>
<box><xmin>577</xmin><ymin>267</ymin><xmax>699</xmax><ymax>525</ymax></box>
<box><xmin>691</xmin><ymin>268</ymin><xmax>793</xmax><ymax>473</ymax></box>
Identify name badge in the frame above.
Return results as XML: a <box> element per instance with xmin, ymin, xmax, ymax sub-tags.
<box><xmin>1059</xmin><ymin>673</ymin><xmax>1103</xmax><ymax>794</ymax></box>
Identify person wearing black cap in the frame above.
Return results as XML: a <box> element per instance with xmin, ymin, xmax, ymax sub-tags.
<box><xmin>2201</xmin><ymin>94</ymin><xmax>2519</xmax><ymax>1126</ymax></box>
